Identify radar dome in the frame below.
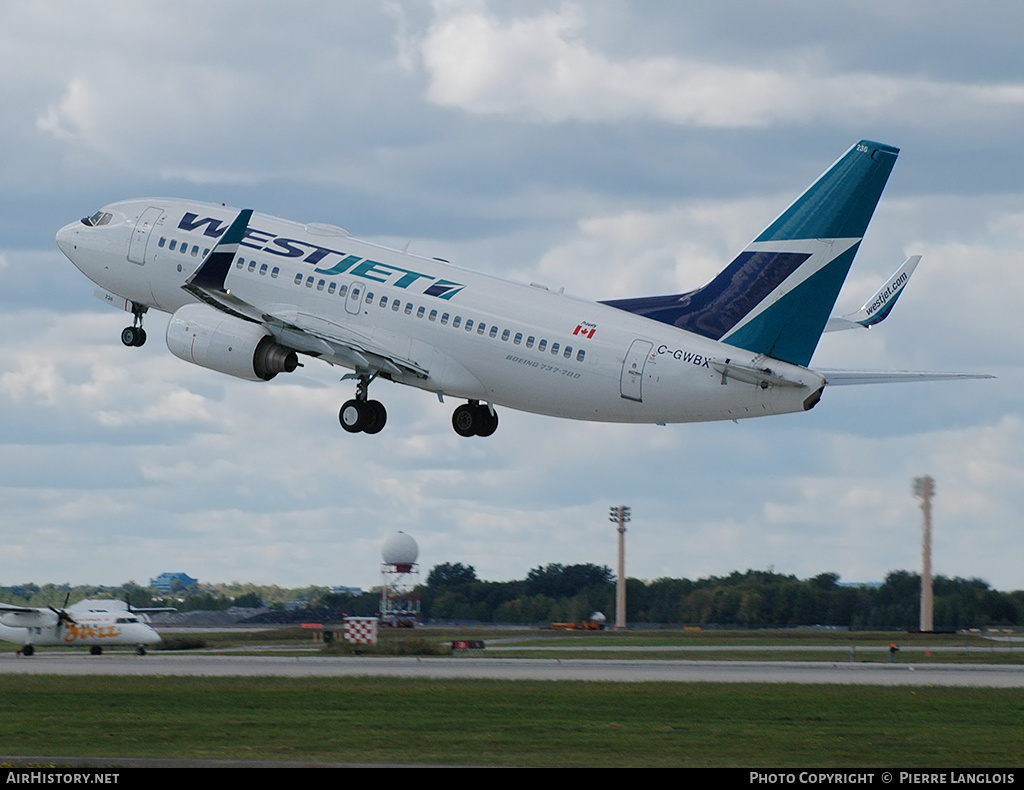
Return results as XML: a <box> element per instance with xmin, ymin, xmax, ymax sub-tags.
<box><xmin>382</xmin><ymin>531</ymin><xmax>419</xmax><ymax>570</ymax></box>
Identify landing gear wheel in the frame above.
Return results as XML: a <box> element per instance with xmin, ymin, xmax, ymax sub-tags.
<box><xmin>477</xmin><ymin>406</ymin><xmax>498</xmax><ymax>437</ymax></box>
<box><xmin>121</xmin><ymin>326</ymin><xmax>146</xmax><ymax>347</ymax></box>
<box><xmin>452</xmin><ymin>403</ymin><xmax>479</xmax><ymax>437</ymax></box>
<box><xmin>136</xmin><ymin>647</ymin><xmax>147</xmax><ymax>656</ymax></box>
<box><xmin>90</xmin><ymin>646</ymin><xmax>102</xmax><ymax>656</ymax></box>
<box><xmin>21</xmin><ymin>644</ymin><xmax>34</xmax><ymax>657</ymax></box>
<box><xmin>362</xmin><ymin>400</ymin><xmax>387</xmax><ymax>434</ymax></box>
<box><xmin>340</xmin><ymin>400</ymin><xmax>366</xmax><ymax>433</ymax></box>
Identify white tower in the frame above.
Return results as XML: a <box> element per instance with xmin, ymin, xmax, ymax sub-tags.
<box><xmin>913</xmin><ymin>476</ymin><xmax>935</xmax><ymax>633</ymax></box>
<box><xmin>380</xmin><ymin>532</ymin><xmax>421</xmax><ymax>627</ymax></box>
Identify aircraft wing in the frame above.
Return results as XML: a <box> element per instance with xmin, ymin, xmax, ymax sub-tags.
<box><xmin>825</xmin><ymin>255</ymin><xmax>921</xmax><ymax>332</ymax></box>
<box><xmin>818</xmin><ymin>370</ymin><xmax>995</xmax><ymax>385</ymax></box>
<box><xmin>183</xmin><ymin>210</ymin><xmax>428</xmax><ymax>379</ymax></box>
<box><xmin>0</xmin><ymin>603</ymin><xmax>36</xmax><ymax>614</ymax></box>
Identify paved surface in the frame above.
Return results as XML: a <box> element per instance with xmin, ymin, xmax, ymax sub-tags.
<box><xmin>2</xmin><ymin>652</ymin><xmax>1023</xmax><ymax>686</ymax></box>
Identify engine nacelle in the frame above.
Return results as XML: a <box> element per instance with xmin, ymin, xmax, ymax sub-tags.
<box><xmin>166</xmin><ymin>304</ymin><xmax>298</xmax><ymax>381</ymax></box>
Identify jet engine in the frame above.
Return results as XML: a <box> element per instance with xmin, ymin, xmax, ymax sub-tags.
<box><xmin>166</xmin><ymin>303</ymin><xmax>298</xmax><ymax>381</ymax></box>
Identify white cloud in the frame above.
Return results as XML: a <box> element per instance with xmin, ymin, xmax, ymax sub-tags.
<box><xmin>414</xmin><ymin>2</ymin><xmax>1024</xmax><ymax>130</ymax></box>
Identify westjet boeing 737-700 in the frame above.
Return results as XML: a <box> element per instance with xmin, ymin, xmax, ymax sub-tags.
<box><xmin>55</xmin><ymin>140</ymin><xmax>988</xmax><ymax>436</ymax></box>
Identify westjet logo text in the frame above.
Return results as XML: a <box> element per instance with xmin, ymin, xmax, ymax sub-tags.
<box><xmin>864</xmin><ymin>271</ymin><xmax>909</xmax><ymax>315</ymax></box>
<box><xmin>178</xmin><ymin>213</ymin><xmax>465</xmax><ymax>300</ymax></box>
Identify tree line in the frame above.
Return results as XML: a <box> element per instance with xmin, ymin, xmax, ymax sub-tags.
<box><xmin>420</xmin><ymin>564</ymin><xmax>1024</xmax><ymax>629</ymax></box>
<box><xmin>4</xmin><ymin>566</ymin><xmax>1022</xmax><ymax>628</ymax></box>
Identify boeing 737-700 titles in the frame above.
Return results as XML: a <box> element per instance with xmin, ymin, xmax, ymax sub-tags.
<box><xmin>55</xmin><ymin>141</ymin><xmax>988</xmax><ymax>436</ymax></box>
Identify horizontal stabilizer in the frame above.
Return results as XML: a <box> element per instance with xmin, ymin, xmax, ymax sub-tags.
<box><xmin>819</xmin><ymin>370</ymin><xmax>995</xmax><ymax>385</ymax></box>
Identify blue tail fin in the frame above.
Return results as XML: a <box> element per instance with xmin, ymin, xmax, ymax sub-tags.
<box><xmin>601</xmin><ymin>141</ymin><xmax>899</xmax><ymax>366</ymax></box>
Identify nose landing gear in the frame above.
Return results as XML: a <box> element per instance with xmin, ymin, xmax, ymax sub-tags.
<box><xmin>121</xmin><ymin>303</ymin><xmax>148</xmax><ymax>347</ymax></box>
<box><xmin>339</xmin><ymin>373</ymin><xmax>387</xmax><ymax>434</ymax></box>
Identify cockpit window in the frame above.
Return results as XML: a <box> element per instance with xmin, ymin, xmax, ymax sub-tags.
<box><xmin>81</xmin><ymin>211</ymin><xmax>113</xmax><ymax>227</ymax></box>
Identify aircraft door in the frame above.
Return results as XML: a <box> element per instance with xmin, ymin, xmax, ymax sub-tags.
<box><xmin>127</xmin><ymin>206</ymin><xmax>164</xmax><ymax>265</ymax></box>
<box><xmin>345</xmin><ymin>281</ymin><xmax>367</xmax><ymax>316</ymax></box>
<box><xmin>620</xmin><ymin>339</ymin><xmax>653</xmax><ymax>401</ymax></box>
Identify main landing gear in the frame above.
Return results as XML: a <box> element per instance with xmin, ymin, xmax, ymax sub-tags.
<box><xmin>339</xmin><ymin>373</ymin><xmax>387</xmax><ymax>434</ymax></box>
<box><xmin>452</xmin><ymin>401</ymin><xmax>499</xmax><ymax>437</ymax></box>
<box><xmin>121</xmin><ymin>302</ymin><xmax>148</xmax><ymax>347</ymax></box>
<box><xmin>337</xmin><ymin>376</ymin><xmax>499</xmax><ymax>437</ymax></box>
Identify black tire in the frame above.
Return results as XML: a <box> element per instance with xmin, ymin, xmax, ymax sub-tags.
<box><xmin>134</xmin><ymin>328</ymin><xmax>147</xmax><ymax>347</ymax></box>
<box><xmin>90</xmin><ymin>646</ymin><xmax>102</xmax><ymax>656</ymax></box>
<box><xmin>362</xmin><ymin>400</ymin><xmax>387</xmax><ymax>434</ymax></box>
<box><xmin>339</xmin><ymin>400</ymin><xmax>366</xmax><ymax>433</ymax></box>
<box><xmin>121</xmin><ymin>327</ymin><xmax>138</xmax><ymax>347</ymax></box>
<box><xmin>477</xmin><ymin>406</ymin><xmax>498</xmax><ymax>437</ymax></box>
<box><xmin>452</xmin><ymin>404</ymin><xmax>479</xmax><ymax>437</ymax></box>
<box><xmin>21</xmin><ymin>644</ymin><xmax>34</xmax><ymax>657</ymax></box>
<box><xmin>136</xmin><ymin>647</ymin><xmax>147</xmax><ymax>656</ymax></box>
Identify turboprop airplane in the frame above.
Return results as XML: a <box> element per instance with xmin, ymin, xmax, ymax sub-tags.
<box><xmin>55</xmin><ymin>140</ymin><xmax>989</xmax><ymax>437</ymax></box>
<box><xmin>0</xmin><ymin>598</ymin><xmax>167</xmax><ymax>655</ymax></box>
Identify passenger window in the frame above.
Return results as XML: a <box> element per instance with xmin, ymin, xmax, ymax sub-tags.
<box><xmin>526</xmin><ymin>336</ymin><xmax>535</xmax><ymax>348</ymax></box>
<box><xmin>405</xmin><ymin>302</ymin><xmax>413</xmax><ymax>315</ymax></box>
<box><xmin>564</xmin><ymin>346</ymin><xmax>572</xmax><ymax>358</ymax></box>
<box><xmin>260</xmin><ymin>263</ymin><xmax>268</xmax><ymax>275</ymax></box>
<box><xmin>158</xmin><ymin>237</ymin><xmax>166</xmax><ymax>248</ymax></box>
<box><xmin>271</xmin><ymin>266</ymin><xmax>280</xmax><ymax>278</ymax></box>
<box><xmin>328</xmin><ymin>282</ymin><xmax>336</xmax><ymax>294</ymax></box>
<box><xmin>478</xmin><ymin>323</ymin><xmax>487</xmax><ymax>335</ymax></box>
<box><xmin>236</xmin><ymin>258</ymin><xmax>245</xmax><ymax>269</ymax></box>
<box><xmin>453</xmin><ymin>316</ymin><xmax>462</xmax><ymax>328</ymax></box>
<box><xmin>339</xmin><ymin>285</ymin><xmax>348</xmax><ymax>297</ymax></box>
<box><xmin>192</xmin><ymin>245</ymin><xmax>200</xmax><ymax>257</ymax></box>
<box><xmin>392</xmin><ymin>300</ymin><xmax>401</xmax><ymax>312</ymax></box>
<box><xmin>551</xmin><ymin>342</ymin><xmax>560</xmax><ymax>355</ymax></box>
<box><xmin>576</xmin><ymin>349</ymin><xmax>586</xmax><ymax>362</ymax></box>
<box><xmin>501</xmin><ymin>329</ymin><xmax>510</xmax><ymax>341</ymax></box>
<box><xmin>514</xmin><ymin>332</ymin><xmax>522</xmax><ymax>345</ymax></box>
<box><xmin>538</xmin><ymin>339</ymin><xmax>547</xmax><ymax>352</ymax></box>
<box><xmin>441</xmin><ymin>313</ymin><xmax>449</xmax><ymax>325</ymax></box>
<box><xmin>366</xmin><ymin>292</ymin><xmax>374</xmax><ymax>303</ymax></box>
<box><xmin>306</xmin><ymin>276</ymin><xmax>314</xmax><ymax>288</ymax></box>
<box><xmin>294</xmin><ymin>273</ymin><xmax>302</xmax><ymax>285</ymax></box>
<box><xmin>429</xmin><ymin>309</ymin><xmax>438</xmax><ymax>322</ymax></box>
<box><xmin>380</xmin><ymin>296</ymin><xmax>388</xmax><ymax>307</ymax></box>
<box><xmin>249</xmin><ymin>260</ymin><xmax>257</xmax><ymax>272</ymax></box>
<box><xmin>465</xmin><ymin>319</ymin><xmax>474</xmax><ymax>331</ymax></box>
<box><xmin>417</xmin><ymin>306</ymin><xmax>425</xmax><ymax>319</ymax></box>
<box><xmin>317</xmin><ymin>279</ymin><xmax>325</xmax><ymax>291</ymax></box>
<box><xmin>169</xmin><ymin>240</ymin><xmax>177</xmax><ymax>251</ymax></box>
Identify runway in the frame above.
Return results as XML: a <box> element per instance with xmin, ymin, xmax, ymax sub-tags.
<box><xmin>2</xmin><ymin>652</ymin><xmax>1022</xmax><ymax>686</ymax></box>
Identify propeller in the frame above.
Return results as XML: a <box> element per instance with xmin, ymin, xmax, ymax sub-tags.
<box><xmin>48</xmin><ymin>592</ymin><xmax>77</xmax><ymax>627</ymax></box>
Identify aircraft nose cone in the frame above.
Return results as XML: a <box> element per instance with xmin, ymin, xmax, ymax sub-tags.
<box><xmin>56</xmin><ymin>221</ymin><xmax>77</xmax><ymax>259</ymax></box>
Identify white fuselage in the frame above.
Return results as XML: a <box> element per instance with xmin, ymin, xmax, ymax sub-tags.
<box><xmin>0</xmin><ymin>609</ymin><xmax>161</xmax><ymax>649</ymax></box>
<box><xmin>57</xmin><ymin>199</ymin><xmax>824</xmax><ymax>424</ymax></box>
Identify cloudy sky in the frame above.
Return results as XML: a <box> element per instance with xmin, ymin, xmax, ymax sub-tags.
<box><xmin>2</xmin><ymin>1</ymin><xmax>1021</xmax><ymax>594</ymax></box>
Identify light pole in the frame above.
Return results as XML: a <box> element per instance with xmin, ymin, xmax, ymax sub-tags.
<box><xmin>609</xmin><ymin>505</ymin><xmax>630</xmax><ymax>630</ymax></box>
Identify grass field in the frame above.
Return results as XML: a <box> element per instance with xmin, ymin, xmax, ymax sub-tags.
<box><xmin>1</xmin><ymin>676</ymin><xmax>1022</xmax><ymax>767</ymax></box>
<box><xmin>2</xmin><ymin>628</ymin><xmax>1021</xmax><ymax>767</ymax></box>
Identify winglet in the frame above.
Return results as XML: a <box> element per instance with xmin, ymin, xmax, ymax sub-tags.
<box><xmin>825</xmin><ymin>255</ymin><xmax>921</xmax><ymax>332</ymax></box>
<box><xmin>185</xmin><ymin>209</ymin><xmax>253</xmax><ymax>293</ymax></box>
